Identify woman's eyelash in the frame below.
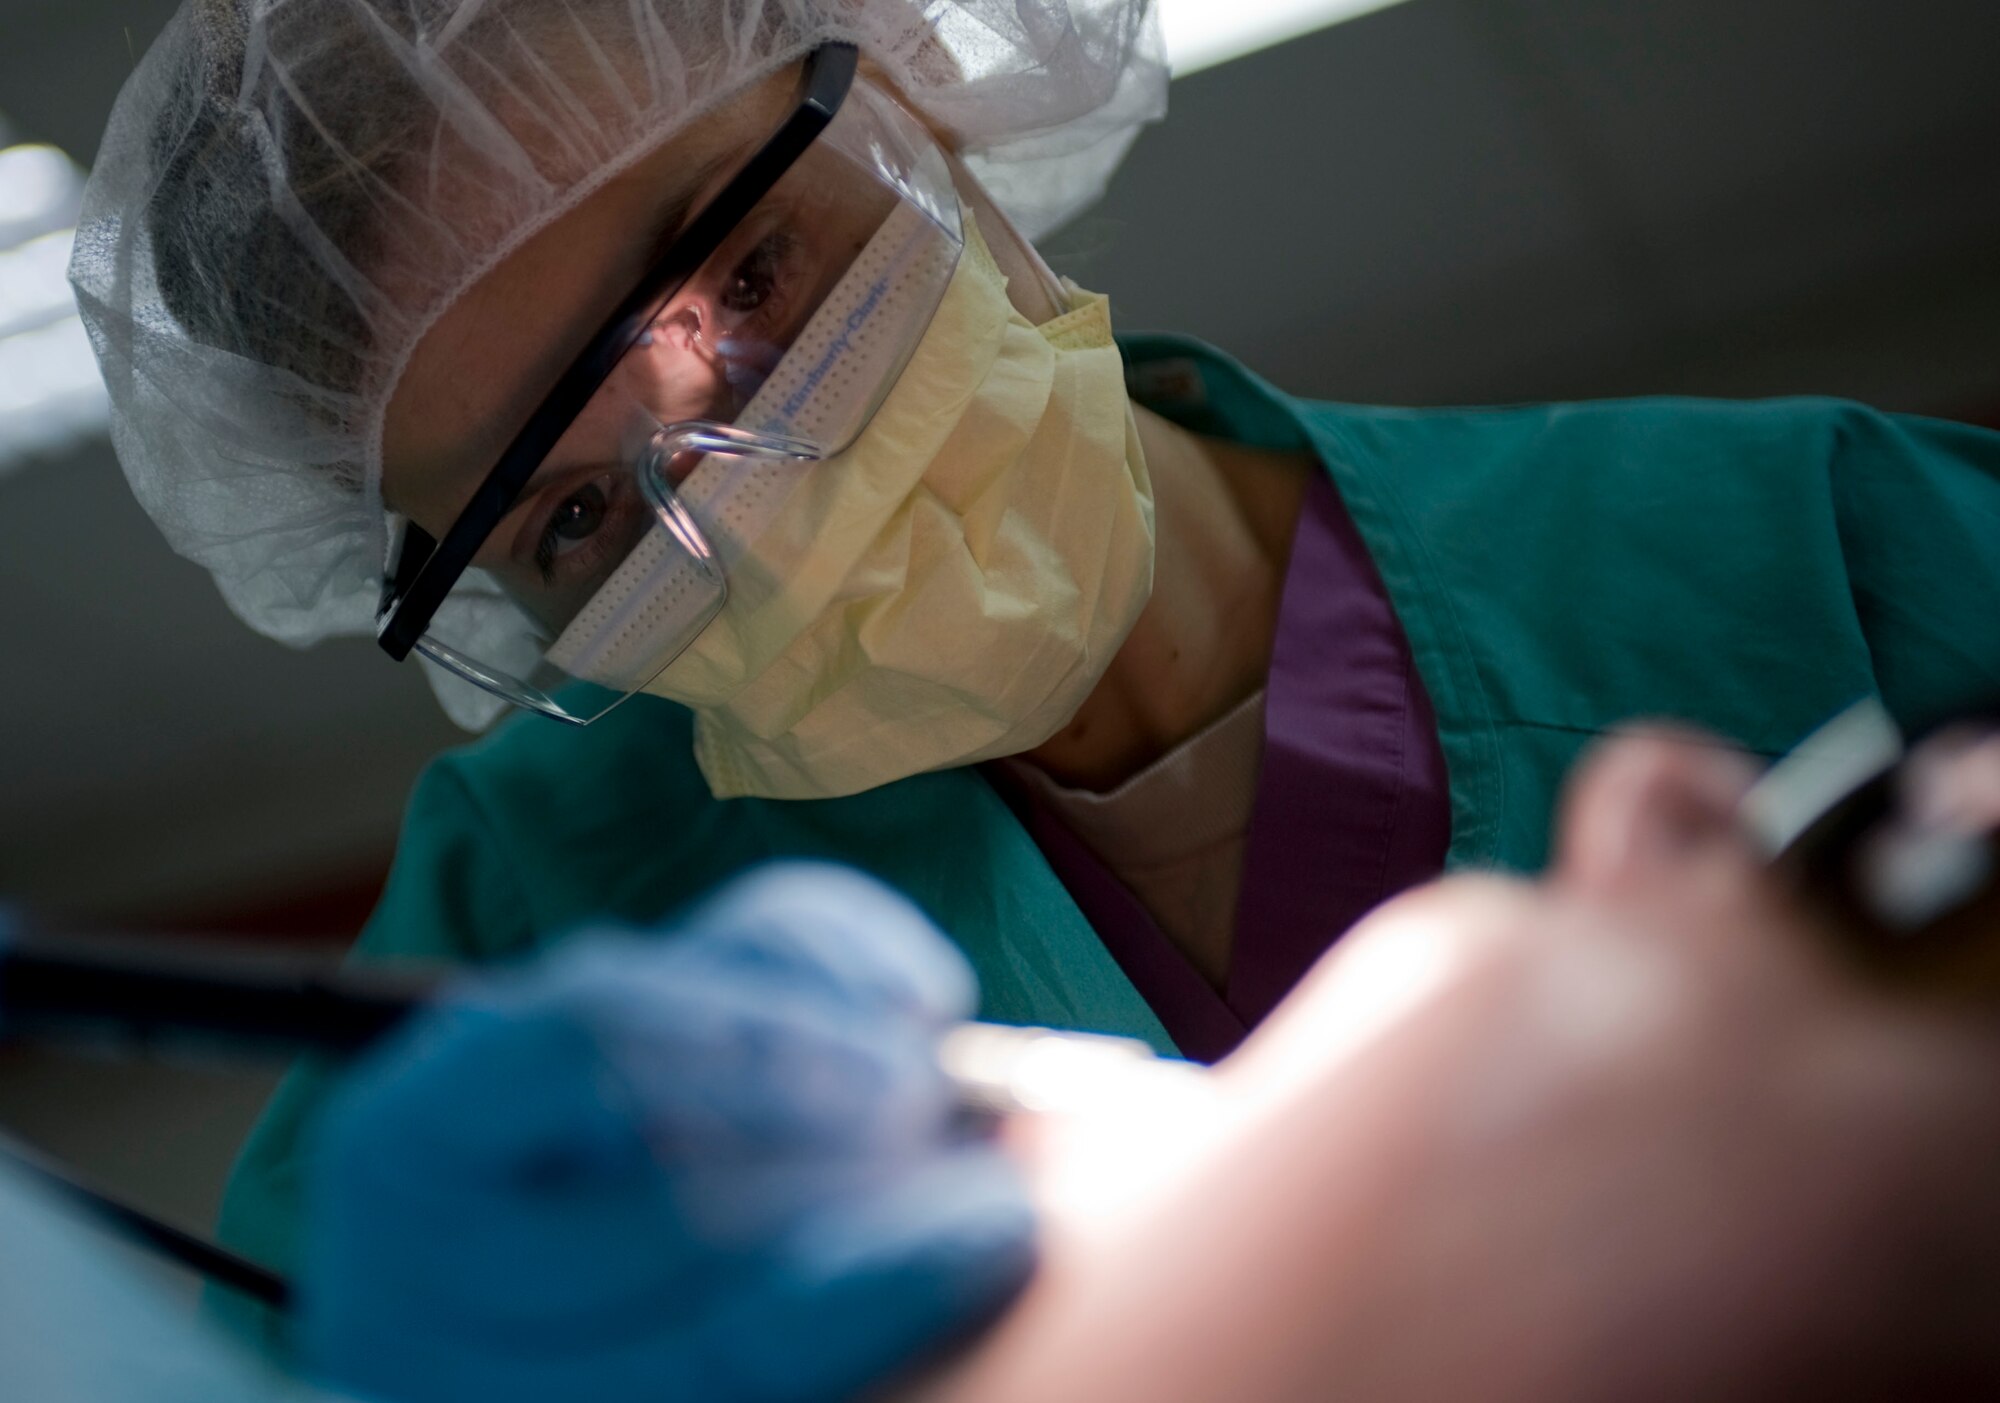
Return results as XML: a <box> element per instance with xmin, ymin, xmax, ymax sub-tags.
<box><xmin>725</xmin><ymin>231</ymin><xmax>798</xmax><ymax>311</ymax></box>
<box><xmin>534</xmin><ymin>517</ymin><xmax>561</xmax><ymax>584</ymax></box>
<box><xmin>533</xmin><ymin>483</ymin><xmax>599</xmax><ymax>585</ymax></box>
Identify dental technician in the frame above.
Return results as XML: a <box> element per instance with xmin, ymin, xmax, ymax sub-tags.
<box><xmin>68</xmin><ymin>0</ymin><xmax>2000</xmax><ymax>1324</ymax></box>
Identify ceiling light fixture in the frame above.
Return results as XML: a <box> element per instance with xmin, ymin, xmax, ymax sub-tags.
<box><xmin>0</xmin><ymin>135</ymin><xmax>106</xmax><ymax>475</ymax></box>
<box><xmin>1159</xmin><ymin>0</ymin><xmax>1414</xmax><ymax>76</ymax></box>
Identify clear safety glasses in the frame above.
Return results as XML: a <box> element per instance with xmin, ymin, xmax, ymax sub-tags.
<box><xmin>375</xmin><ymin>43</ymin><xmax>964</xmax><ymax>723</ymax></box>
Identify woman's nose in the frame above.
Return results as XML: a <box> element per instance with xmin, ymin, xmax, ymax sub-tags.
<box><xmin>1556</xmin><ymin>729</ymin><xmax>1762</xmax><ymax>894</ymax></box>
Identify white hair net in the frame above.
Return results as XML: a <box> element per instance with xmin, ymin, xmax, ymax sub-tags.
<box><xmin>69</xmin><ymin>0</ymin><xmax>1166</xmax><ymax>726</ymax></box>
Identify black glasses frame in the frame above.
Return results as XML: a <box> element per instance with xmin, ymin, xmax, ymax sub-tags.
<box><xmin>376</xmin><ymin>42</ymin><xmax>860</xmax><ymax>661</ymax></box>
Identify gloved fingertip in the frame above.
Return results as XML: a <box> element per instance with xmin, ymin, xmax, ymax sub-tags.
<box><xmin>690</xmin><ymin>864</ymin><xmax>979</xmax><ymax>1024</ymax></box>
<box><xmin>813</xmin><ymin>1148</ymin><xmax>1039</xmax><ymax>1308</ymax></box>
<box><xmin>700</xmin><ymin>1148</ymin><xmax>1037</xmax><ymax>1403</ymax></box>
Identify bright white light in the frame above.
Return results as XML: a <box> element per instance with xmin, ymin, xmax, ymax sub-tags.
<box><xmin>0</xmin><ymin>138</ymin><xmax>105</xmax><ymax>472</ymax></box>
<box><xmin>1159</xmin><ymin>0</ymin><xmax>1414</xmax><ymax>75</ymax></box>
<box><xmin>0</xmin><ymin>228</ymin><xmax>79</xmax><ymax>339</ymax></box>
<box><xmin>0</xmin><ymin>314</ymin><xmax>108</xmax><ymax>469</ymax></box>
<box><xmin>0</xmin><ymin>143</ymin><xmax>85</xmax><ymax>244</ymax></box>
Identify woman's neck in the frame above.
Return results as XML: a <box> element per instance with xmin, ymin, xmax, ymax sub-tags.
<box><xmin>1023</xmin><ymin>404</ymin><xmax>1314</xmax><ymax>792</ymax></box>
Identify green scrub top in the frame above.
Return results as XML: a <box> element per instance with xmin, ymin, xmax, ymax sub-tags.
<box><xmin>213</xmin><ymin>333</ymin><xmax>2000</xmax><ymax>1345</ymax></box>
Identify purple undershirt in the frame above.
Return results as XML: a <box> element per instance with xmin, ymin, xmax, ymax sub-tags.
<box><xmin>997</xmin><ymin>471</ymin><xmax>1452</xmax><ymax>1062</ymax></box>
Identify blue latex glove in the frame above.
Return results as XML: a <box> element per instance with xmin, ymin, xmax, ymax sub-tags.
<box><xmin>297</xmin><ymin>864</ymin><xmax>1035</xmax><ymax>1403</ymax></box>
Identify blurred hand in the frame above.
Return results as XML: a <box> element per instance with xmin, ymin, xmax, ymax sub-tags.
<box><xmin>925</xmin><ymin>729</ymin><xmax>2000</xmax><ymax>1403</ymax></box>
<box><xmin>298</xmin><ymin>864</ymin><xmax>1035</xmax><ymax>1403</ymax></box>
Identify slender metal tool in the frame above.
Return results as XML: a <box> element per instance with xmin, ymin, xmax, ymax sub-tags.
<box><xmin>0</xmin><ymin>930</ymin><xmax>1194</xmax><ymax>1303</ymax></box>
<box><xmin>0</xmin><ymin>1125</ymin><xmax>289</xmax><ymax>1307</ymax></box>
<box><xmin>1740</xmin><ymin>698</ymin><xmax>2000</xmax><ymax>992</ymax></box>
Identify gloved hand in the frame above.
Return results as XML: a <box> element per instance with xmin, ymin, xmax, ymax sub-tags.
<box><xmin>296</xmin><ymin>864</ymin><xmax>1035</xmax><ymax>1403</ymax></box>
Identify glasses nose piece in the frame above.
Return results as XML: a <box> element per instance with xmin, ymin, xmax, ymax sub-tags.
<box><xmin>636</xmin><ymin>421</ymin><xmax>822</xmax><ymax>511</ymax></box>
<box><xmin>634</xmin><ymin>422</ymin><xmax>822</xmax><ymax>580</ymax></box>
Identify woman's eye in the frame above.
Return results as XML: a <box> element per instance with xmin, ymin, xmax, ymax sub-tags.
<box><xmin>533</xmin><ymin>479</ymin><xmax>612</xmax><ymax>583</ymax></box>
<box><xmin>549</xmin><ymin>482</ymin><xmax>607</xmax><ymax>546</ymax></box>
<box><xmin>721</xmin><ymin>234</ymin><xmax>791</xmax><ymax>316</ymax></box>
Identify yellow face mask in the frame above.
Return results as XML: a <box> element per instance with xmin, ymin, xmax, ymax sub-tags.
<box><xmin>645</xmin><ymin>211</ymin><xmax>1155</xmax><ymax>800</ymax></box>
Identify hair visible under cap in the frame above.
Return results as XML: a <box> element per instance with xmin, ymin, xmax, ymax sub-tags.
<box><xmin>72</xmin><ymin>0</ymin><xmax>1167</xmax><ymax>725</ymax></box>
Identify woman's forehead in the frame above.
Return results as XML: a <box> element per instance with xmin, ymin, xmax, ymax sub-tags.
<box><xmin>381</xmin><ymin>70</ymin><xmax>798</xmax><ymax>529</ymax></box>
